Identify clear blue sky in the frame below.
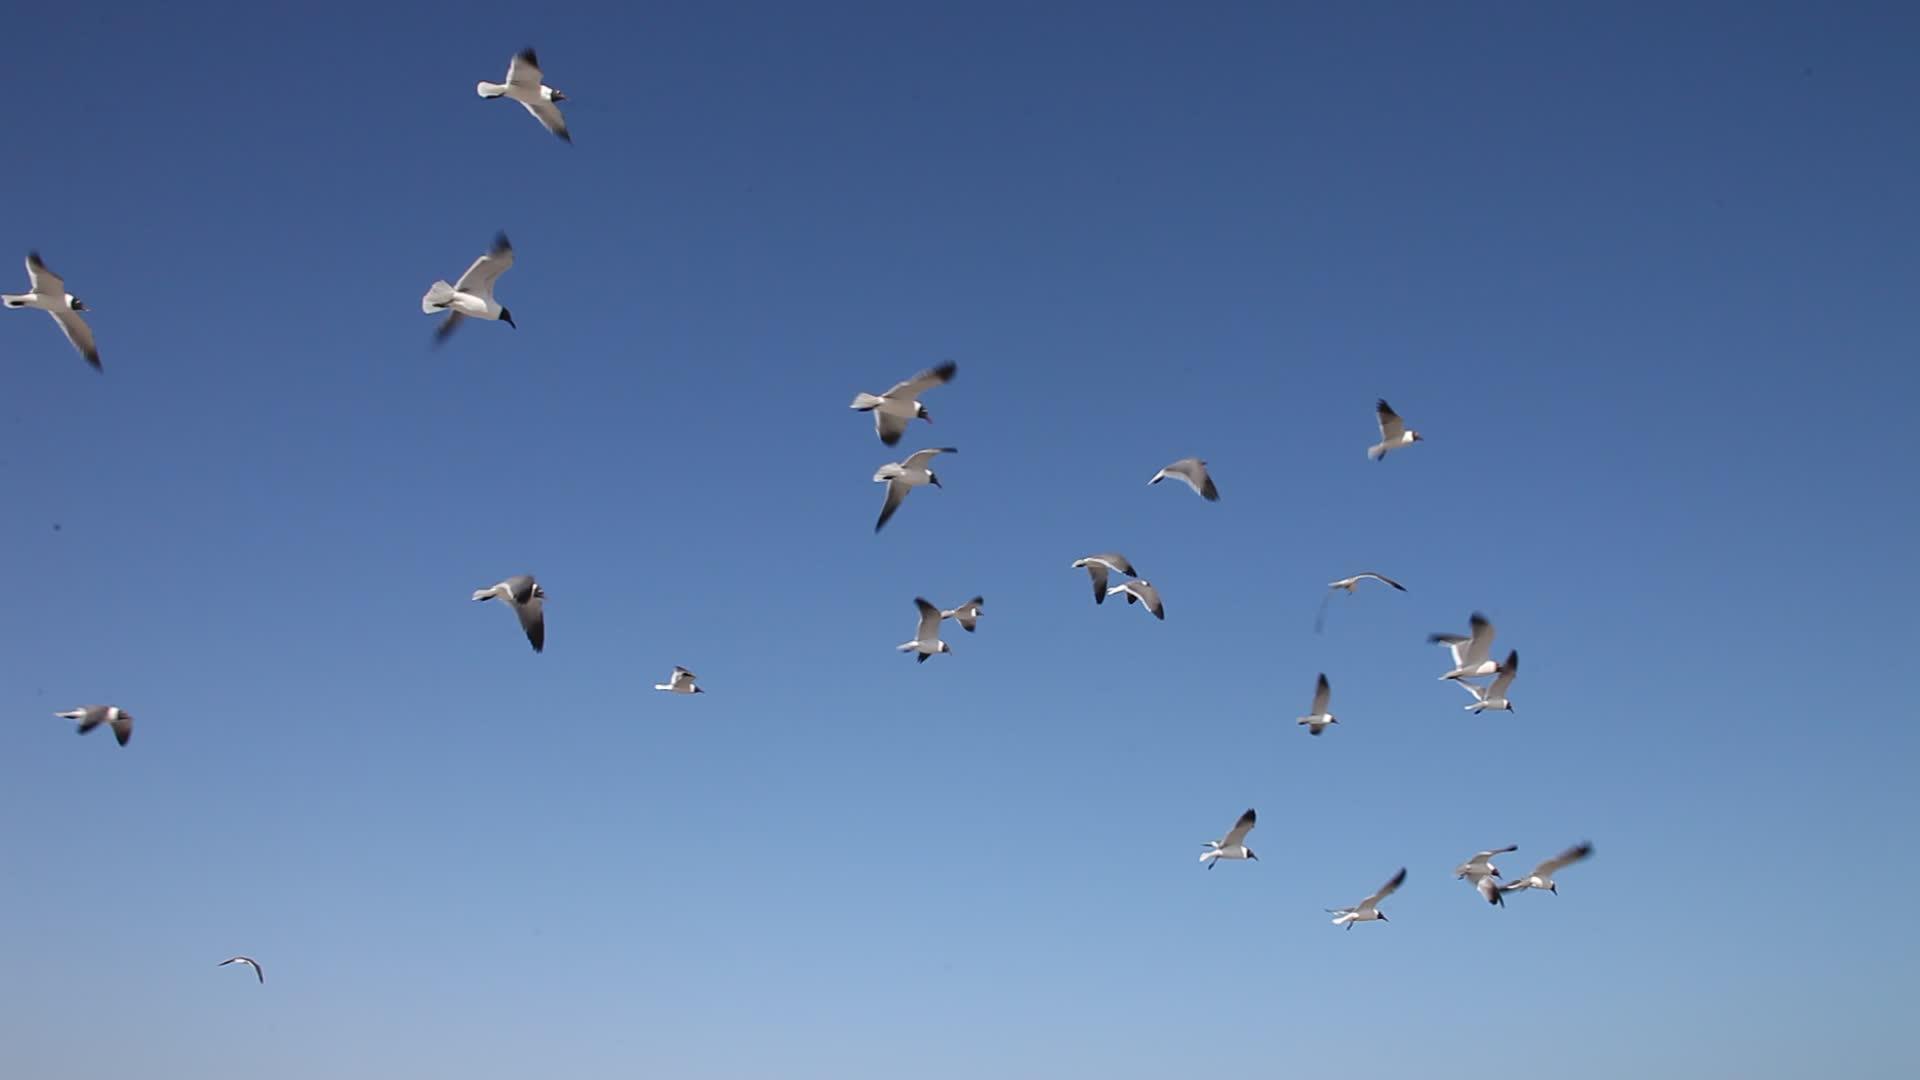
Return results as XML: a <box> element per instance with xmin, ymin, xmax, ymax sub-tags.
<box><xmin>3</xmin><ymin>3</ymin><xmax>1916</xmax><ymax>1077</ymax></box>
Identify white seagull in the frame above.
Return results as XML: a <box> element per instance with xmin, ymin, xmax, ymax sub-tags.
<box><xmin>1429</xmin><ymin>612</ymin><xmax>1499</xmax><ymax>681</ymax></box>
<box><xmin>1071</xmin><ymin>553</ymin><xmax>1137</xmax><ymax>605</ymax></box>
<box><xmin>940</xmin><ymin>597</ymin><xmax>984</xmax><ymax>633</ymax></box>
<box><xmin>1457</xmin><ymin>651</ymin><xmax>1519</xmax><ymax>713</ymax></box>
<box><xmin>1454</xmin><ymin>845</ymin><xmax>1519</xmax><ymax>907</ymax></box>
<box><xmin>4</xmin><ymin>252</ymin><xmax>99</xmax><ymax>370</ymax></box>
<box><xmin>897</xmin><ymin>597</ymin><xmax>951</xmax><ymax>663</ymax></box>
<box><xmin>54</xmin><ymin>705</ymin><xmax>133</xmax><ymax>746</ymax></box>
<box><xmin>1329</xmin><ymin>867</ymin><xmax>1407</xmax><ymax>929</ymax></box>
<box><xmin>1367</xmin><ymin>399</ymin><xmax>1424</xmax><ymax>460</ymax></box>
<box><xmin>1298</xmin><ymin>674</ymin><xmax>1337</xmax><ymax>736</ymax></box>
<box><xmin>217</xmin><ymin>956</ymin><xmax>264</xmax><ymax>984</ymax></box>
<box><xmin>1148</xmin><ymin>457</ymin><xmax>1220</xmax><ymax>501</ymax></box>
<box><xmin>1502</xmin><ymin>842</ymin><xmax>1594</xmax><ymax>896</ymax></box>
<box><xmin>477</xmin><ymin>48</ymin><xmax>570</xmax><ymax>143</ymax></box>
<box><xmin>850</xmin><ymin>361</ymin><xmax>956</xmax><ymax>446</ymax></box>
<box><xmin>873</xmin><ymin>447</ymin><xmax>956</xmax><ymax>532</ymax></box>
<box><xmin>1106</xmin><ymin>579</ymin><xmax>1164</xmax><ymax>621</ymax></box>
<box><xmin>423</xmin><ymin>232</ymin><xmax>517</xmax><ymax>344</ymax></box>
<box><xmin>653</xmin><ymin>666</ymin><xmax>703</xmax><ymax>694</ymax></box>
<box><xmin>1199</xmin><ymin>808</ymin><xmax>1257</xmax><ymax>869</ymax></box>
<box><xmin>1316</xmin><ymin>571</ymin><xmax>1408</xmax><ymax>632</ymax></box>
<box><xmin>472</xmin><ymin>575</ymin><xmax>545</xmax><ymax>653</ymax></box>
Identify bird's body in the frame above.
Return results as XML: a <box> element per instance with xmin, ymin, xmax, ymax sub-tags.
<box><xmin>1457</xmin><ymin>651</ymin><xmax>1519</xmax><ymax>712</ymax></box>
<box><xmin>872</xmin><ymin>447</ymin><xmax>956</xmax><ymax>532</ymax></box>
<box><xmin>940</xmin><ymin>597</ymin><xmax>984</xmax><ymax>632</ymax></box>
<box><xmin>423</xmin><ymin>233</ymin><xmax>516</xmax><ymax>343</ymax></box>
<box><xmin>898</xmin><ymin>597</ymin><xmax>951</xmax><ymax>662</ymax></box>
<box><xmin>1430</xmin><ymin>613</ymin><xmax>1500</xmax><ymax>681</ymax></box>
<box><xmin>654</xmin><ymin>666</ymin><xmax>703</xmax><ymax>694</ymax></box>
<box><xmin>1454</xmin><ymin>845</ymin><xmax>1519</xmax><ymax>907</ymax></box>
<box><xmin>1148</xmin><ymin>457</ymin><xmax>1220</xmax><ymax>501</ymax></box>
<box><xmin>1298</xmin><ymin>673</ymin><xmax>1337</xmax><ymax>736</ymax></box>
<box><xmin>850</xmin><ymin>361</ymin><xmax>956</xmax><ymax>445</ymax></box>
<box><xmin>1502</xmin><ymin>842</ymin><xmax>1593</xmax><ymax>895</ymax></box>
<box><xmin>55</xmin><ymin>705</ymin><xmax>133</xmax><ymax>746</ymax></box>
<box><xmin>1071</xmin><ymin>554</ymin><xmax>1137</xmax><ymax>605</ymax></box>
<box><xmin>1199</xmin><ymin>808</ymin><xmax>1258</xmax><ymax>869</ymax></box>
<box><xmin>477</xmin><ymin>48</ymin><xmax>570</xmax><ymax>142</ymax></box>
<box><xmin>1106</xmin><ymin>579</ymin><xmax>1164</xmax><ymax>620</ymax></box>
<box><xmin>1329</xmin><ymin>867</ymin><xmax>1406</xmax><ymax>928</ymax></box>
<box><xmin>472</xmin><ymin>574</ymin><xmax>545</xmax><ymax>652</ymax></box>
<box><xmin>218</xmin><ymin>956</ymin><xmax>264</xmax><ymax>983</ymax></box>
<box><xmin>1367</xmin><ymin>399</ymin><xmax>1423</xmax><ymax>460</ymax></box>
<box><xmin>4</xmin><ymin>252</ymin><xmax>98</xmax><ymax>370</ymax></box>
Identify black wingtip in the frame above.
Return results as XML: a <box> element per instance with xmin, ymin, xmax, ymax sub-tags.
<box><xmin>85</xmin><ymin>351</ymin><xmax>102</xmax><ymax>371</ymax></box>
<box><xmin>557</xmin><ymin>129</ymin><xmax>573</xmax><ymax>144</ymax></box>
<box><xmin>517</xmin><ymin>47</ymin><xmax>540</xmax><ymax>66</ymax></box>
<box><xmin>493</xmin><ymin>232</ymin><xmax>513</xmax><ymax>253</ymax></box>
<box><xmin>933</xmin><ymin>360</ymin><xmax>958</xmax><ymax>381</ymax></box>
<box><xmin>27</xmin><ymin>250</ymin><xmax>44</xmax><ymax>267</ymax></box>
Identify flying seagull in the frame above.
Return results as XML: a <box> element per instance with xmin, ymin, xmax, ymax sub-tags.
<box><xmin>1199</xmin><ymin>808</ymin><xmax>1257</xmax><ymax>869</ymax></box>
<box><xmin>872</xmin><ymin>447</ymin><xmax>956</xmax><ymax>532</ymax></box>
<box><xmin>1454</xmin><ymin>845</ymin><xmax>1519</xmax><ymax>907</ymax></box>
<box><xmin>54</xmin><ymin>705</ymin><xmax>132</xmax><ymax>746</ymax></box>
<box><xmin>423</xmin><ymin>232</ymin><xmax>516</xmax><ymax>344</ymax></box>
<box><xmin>1429</xmin><ymin>612</ymin><xmax>1499</xmax><ymax>681</ymax></box>
<box><xmin>1106</xmin><ymin>579</ymin><xmax>1164</xmax><ymax>620</ymax></box>
<box><xmin>850</xmin><ymin>361</ymin><xmax>956</xmax><ymax>446</ymax></box>
<box><xmin>1367</xmin><ymin>399</ymin><xmax>1424</xmax><ymax>461</ymax></box>
<box><xmin>1329</xmin><ymin>867</ymin><xmax>1407</xmax><ymax>929</ymax></box>
<box><xmin>940</xmin><ymin>597</ymin><xmax>984</xmax><ymax>632</ymax></box>
<box><xmin>472</xmin><ymin>575</ymin><xmax>545</xmax><ymax>652</ymax></box>
<box><xmin>897</xmin><ymin>597</ymin><xmax>951</xmax><ymax>663</ymax></box>
<box><xmin>1297</xmin><ymin>674</ymin><xmax>1337</xmax><ymax>736</ymax></box>
<box><xmin>1071</xmin><ymin>553</ymin><xmax>1137</xmax><ymax>605</ymax></box>
<box><xmin>217</xmin><ymin>956</ymin><xmax>264</xmax><ymax>984</ymax></box>
<box><xmin>1457</xmin><ymin>651</ymin><xmax>1519</xmax><ymax>713</ymax></box>
<box><xmin>4</xmin><ymin>252</ymin><xmax>98</xmax><ymax>370</ymax></box>
<box><xmin>1316</xmin><ymin>571</ymin><xmax>1408</xmax><ymax>632</ymax></box>
<box><xmin>653</xmin><ymin>666</ymin><xmax>703</xmax><ymax>694</ymax></box>
<box><xmin>1148</xmin><ymin>457</ymin><xmax>1220</xmax><ymax>501</ymax></box>
<box><xmin>1502</xmin><ymin>842</ymin><xmax>1593</xmax><ymax>896</ymax></box>
<box><xmin>477</xmin><ymin>48</ymin><xmax>570</xmax><ymax>142</ymax></box>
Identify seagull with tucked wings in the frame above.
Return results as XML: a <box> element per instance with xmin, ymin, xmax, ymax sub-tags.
<box><xmin>1429</xmin><ymin>612</ymin><xmax>1499</xmax><ymax>681</ymax></box>
<box><xmin>4</xmin><ymin>252</ymin><xmax>99</xmax><ymax>370</ymax></box>
<box><xmin>897</xmin><ymin>597</ymin><xmax>951</xmax><ymax>663</ymax></box>
<box><xmin>1457</xmin><ymin>651</ymin><xmax>1519</xmax><ymax>713</ymax></box>
<box><xmin>849</xmin><ymin>361</ymin><xmax>956</xmax><ymax>445</ymax></box>
<box><xmin>1071</xmin><ymin>553</ymin><xmax>1137</xmax><ymax>605</ymax></box>
<box><xmin>1148</xmin><ymin>457</ymin><xmax>1220</xmax><ymax>501</ymax></box>
<box><xmin>472</xmin><ymin>574</ymin><xmax>545</xmax><ymax>652</ymax></box>
<box><xmin>1329</xmin><ymin>867</ymin><xmax>1406</xmax><ymax>928</ymax></box>
<box><xmin>653</xmin><ymin>666</ymin><xmax>703</xmax><ymax>694</ymax></box>
<box><xmin>477</xmin><ymin>48</ymin><xmax>570</xmax><ymax>142</ymax></box>
<box><xmin>217</xmin><ymin>956</ymin><xmax>264</xmax><ymax>984</ymax></box>
<box><xmin>1501</xmin><ymin>842</ymin><xmax>1593</xmax><ymax>896</ymax></box>
<box><xmin>1297</xmin><ymin>674</ymin><xmax>1337</xmax><ymax>736</ymax></box>
<box><xmin>1199</xmin><ymin>808</ymin><xmax>1257</xmax><ymax>869</ymax></box>
<box><xmin>872</xmin><ymin>447</ymin><xmax>956</xmax><ymax>532</ymax></box>
<box><xmin>1367</xmin><ymin>399</ymin><xmax>1424</xmax><ymax>461</ymax></box>
<box><xmin>423</xmin><ymin>233</ymin><xmax>517</xmax><ymax>343</ymax></box>
<box><xmin>1453</xmin><ymin>845</ymin><xmax>1519</xmax><ymax>906</ymax></box>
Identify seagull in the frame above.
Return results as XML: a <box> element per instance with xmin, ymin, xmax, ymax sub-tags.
<box><xmin>1148</xmin><ymin>458</ymin><xmax>1220</xmax><ymax>501</ymax></box>
<box><xmin>422</xmin><ymin>232</ymin><xmax>516</xmax><ymax>344</ymax></box>
<box><xmin>1316</xmin><ymin>572</ymin><xmax>1408</xmax><ymax>632</ymax></box>
<box><xmin>1457</xmin><ymin>651</ymin><xmax>1519</xmax><ymax>713</ymax></box>
<box><xmin>1297</xmin><ymin>674</ymin><xmax>1337</xmax><ymax>735</ymax></box>
<box><xmin>477</xmin><ymin>48</ymin><xmax>570</xmax><ymax>143</ymax></box>
<box><xmin>1367</xmin><ymin>399</ymin><xmax>1424</xmax><ymax>461</ymax></box>
<box><xmin>1071</xmin><ymin>554</ymin><xmax>1137</xmax><ymax>605</ymax></box>
<box><xmin>873</xmin><ymin>447</ymin><xmax>956</xmax><ymax>532</ymax></box>
<box><xmin>1199</xmin><ymin>808</ymin><xmax>1257</xmax><ymax>869</ymax></box>
<box><xmin>472</xmin><ymin>575</ymin><xmax>545</xmax><ymax>652</ymax></box>
<box><xmin>217</xmin><ymin>956</ymin><xmax>264</xmax><ymax>984</ymax></box>
<box><xmin>1106</xmin><ymin>579</ymin><xmax>1164</xmax><ymax>620</ymax></box>
<box><xmin>1502</xmin><ymin>842</ymin><xmax>1593</xmax><ymax>896</ymax></box>
<box><xmin>940</xmin><ymin>597</ymin><xmax>984</xmax><ymax>632</ymax></box>
<box><xmin>1454</xmin><ymin>845</ymin><xmax>1519</xmax><ymax>907</ymax></box>
<box><xmin>4</xmin><ymin>252</ymin><xmax>98</xmax><ymax>370</ymax></box>
<box><xmin>653</xmin><ymin>666</ymin><xmax>703</xmax><ymax>694</ymax></box>
<box><xmin>897</xmin><ymin>597</ymin><xmax>951</xmax><ymax>663</ymax></box>
<box><xmin>849</xmin><ymin>361</ymin><xmax>956</xmax><ymax>446</ymax></box>
<box><xmin>54</xmin><ymin>705</ymin><xmax>133</xmax><ymax>746</ymax></box>
<box><xmin>1329</xmin><ymin>867</ymin><xmax>1406</xmax><ymax>929</ymax></box>
<box><xmin>1429</xmin><ymin>612</ymin><xmax>1499</xmax><ymax>681</ymax></box>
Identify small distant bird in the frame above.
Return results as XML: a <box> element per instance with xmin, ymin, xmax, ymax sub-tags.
<box><xmin>1454</xmin><ymin>845</ymin><xmax>1519</xmax><ymax>907</ymax></box>
<box><xmin>1457</xmin><ymin>651</ymin><xmax>1519</xmax><ymax>713</ymax></box>
<box><xmin>1106</xmin><ymin>579</ymin><xmax>1164</xmax><ymax>620</ymax></box>
<box><xmin>1429</xmin><ymin>612</ymin><xmax>1499</xmax><ymax>681</ymax></box>
<box><xmin>940</xmin><ymin>597</ymin><xmax>984</xmax><ymax>632</ymax></box>
<box><xmin>1502</xmin><ymin>842</ymin><xmax>1593</xmax><ymax>896</ymax></box>
<box><xmin>898</xmin><ymin>597</ymin><xmax>951</xmax><ymax>663</ymax></box>
<box><xmin>1199</xmin><ymin>808</ymin><xmax>1257</xmax><ymax>869</ymax></box>
<box><xmin>4</xmin><ymin>252</ymin><xmax>98</xmax><ymax>370</ymax></box>
<box><xmin>477</xmin><ymin>48</ymin><xmax>570</xmax><ymax>142</ymax></box>
<box><xmin>217</xmin><ymin>956</ymin><xmax>264</xmax><ymax>984</ymax></box>
<box><xmin>849</xmin><ymin>361</ymin><xmax>956</xmax><ymax>446</ymax></box>
<box><xmin>1297</xmin><ymin>674</ymin><xmax>1337</xmax><ymax>736</ymax></box>
<box><xmin>653</xmin><ymin>666</ymin><xmax>703</xmax><ymax>694</ymax></box>
<box><xmin>55</xmin><ymin>705</ymin><xmax>132</xmax><ymax>746</ymax></box>
<box><xmin>423</xmin><ymin>233</ymin><xmax>516</xmax><ymax>344</ymax></box>
<box><xmin>873</xmin><ymin>447</ymin><xmax>956</xmax><ymax>532</ymax></box>
<box><xmin>1071</xmin><ymin>553</ymin><xmax>1137</xmax><ymax>605</ymax></box>
<box><xmin>1316</xmin><ymin>571</ymin><xmax>1408</xmax><ymax>632</ymax></box>
<box><xmin>1148</xmin><ymin>457</ymin><xmax>1220</xmax><ymax>501</ymax></box>
<box><xmin>472</xmin><ymin>575</ymin><xmax>545</xmax><ymax>652</ymax></box>
<box><xmin>1329</xmin><ymin>867</ymin><xmax>1406</xmax><ymax>929</ymax></box>
<box><xmin>1367</xmin><ymin>399</ymin><xmax>1424</xmax><ymax>461</ymax></box>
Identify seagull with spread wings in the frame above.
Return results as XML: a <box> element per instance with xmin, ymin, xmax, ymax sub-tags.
<box><xmin>1105</xmin><ymin>579</ymin><xmax>1165</xmax><ymax>620</ymax></box>
<box><xmin>217</xmin><ymin>956</ymin><xmax>264</xmax><ymax>984</ymax></box>
<box><xmin>423</xmin><ymin>233</ymin><xmax>517</xmax><ymax>343</ymax></box>
<box><xmin>1329</xmin><ymin>867</ymin><xmax>1407</xmax><ymax>928</ymax></box>
<box><xmin>54</xmin><ymin>705</ymin><xmax>133</xmax><ymax>747</ymax></box>
<box><xmin>1297</xmin><ymin>674</ymin><xmax>1337</xmax><ymax>736</ymax></box>
<box><xmin>1454</xmin><ymin>845</ymin><xmax>1519</xmax><ymax>906</ymax></box>
<box><xmin>1148</xmin><ymin>457</ymin><xmax>1220</xmax><ymax>501</ymax></box>
<box><xmin>850</xmin><ymin>361</ymin><xmax>956</xmax><ymax>445</ymax></box>
<box><xmin>477</xmin><ymin>48</ymin><xmax>571</xmax><ymax>142</ymax></box>
<box><xmin>653</xmin><ymin>667</ymin><xmax>703</xmax><ymax>694</ymax></box>
<box><xmin>1501</xmin><ymin>842</ymin><xmax>1594</xmax><ymax>896</ymax></box>
<box><xmin>1429</xmin><ymin>612</ymin><xmax>1500</xmax><ymax>681</ymax></box>
<box><xmin>1316</xmin><ymin>571</ymin><xmax>1408</xmax><ymax>632</ymax></box>
<box><xmin>472</xmin><ymin>574</ymin><xmax>545</xmax><ymax>652</ymax></box>
<box><xmin>872</xmin><ymin>447</ymin><xmax>956</xmax><ymax>532</ymax></box>
<box><xmin>940</xmin><ymin>597</ymin><xmax>984</xmax><ymax>633</ymax></box>
<box><xmin>1457</xmin><ymin>651</ymin><xmax>1519</xmax><ymax>713</ymax></box>
<box><xmin>1071</xmin><ymin>554</ymin><xmax>1137</xmax><ymax>605</ymax></box>
<box><xmin>897</xmin><ymin>598</ymin><xmax>952</xmax><ymax>663</ymax></box>
<box><xmin>4</xmin><ymin>252</ymin><xmax>99</xmax><ymax>370</ymax></box>
<box><xmin>1367</xmin><ymin>399</ymin><xmax>1424</xmax><ymax>461</ymax></box>
<box><xmin>1199</xmin><ymin>808</ymin><xmax>1258</xmax><ymax>869</ymax></box>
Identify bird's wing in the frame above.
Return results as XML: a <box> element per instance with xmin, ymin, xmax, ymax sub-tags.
<box><xmin>902</xmin><ymin>446</ymin><xmax>956</xmax><ymax>470</ymax></box>
<box><xmin>1359</xmin><ymin>572</ymin><xmax>1407</xmax><ymax>591</ymax></box>
<box><xmin>914</xmin><ymin>597</ymin><xmax>943</xmax><ymax>641</ymax></box>
<box><xmin>453</xmin><ymin>234</ymin><xmax>515</xmax><ymax>298</ymax></box>
<box><xmin>1376</xmin><ymin>399</ymin><xmax>1405</xmax><ymax>441</ymax></box>
<box><xmin>110</xmin><ymin>713</ymin><xmax>132</xmax><ymax>746</ymax></box>
<box><xmin>1359</xmin><ymin>867</ymin><xmax>1408</xmax><ymax>911</ymax></box>
<box><xmin>1455</xmin><ymin>679</ymin><xmax>1488</xmax><ymax>702</ymax></box>
<box><xmin>505</xmin><ymin>48</ymin><xmax>544</xmax><ymax>90</ymax></box>
<box><xmin>516</xmin><ymin>596</ymin><xmax>545</xmax><ymax>652</ymax></box>
<box><xmin>432</xmin><ymin>310</ymin><xmax>466</xmax><ymax>345</ymax></box>
<box><xmin>882</xmin><ymin>360</ymin><xmax>957</xmax><ymax>401</ymax></box>
<box><xmin>50</xmin><ymin>308</ymin><xmax>100</xmax><ymax>370</ymax></box>
<box><xmin>1535</xmin><ymin>842</ymin><xmax>1593</xmax><ymax>878</ymax></box>
<box><xmin>1133</xmin><ymin>581</ymin><xmax>1164</xmax><ymax>619</ymax></box>
<box><xmin>1429</xmin><ymin>632</ymin><xmax>1470</xmax><ymax>667</ymax></box>
<box><xmin>1080</xmin><ymin>561</ymin><xmax>1110</xmax><ymax>602</ymax></box>
<box><xmin>1220</xmin><ymin>808</ymin><xmax>1256</xmax><ymax>848</ymax></box>
<box><xmin>875</xmin><ymin>478</ymin><xmax>909</xmax><ymax>532</ymax></box>
<box><xmin>874</xmin><ymin>409</ymin><xmax>910</xmax><ymax>446</ymax></box>
<box><xmin>1464</xmin><ymin>613</ymin><xmax>1495</xmax><ymax>666</ymax></box>
<box><xmin>1488</xmin><ymin>651</ymin><xmax>1519</xmax><ymax>696</ymax></box>
<box><xmin>520</xmin><ymin>98</ymin><xmax>571</xmax><ymax>142</ymax></box>
<box><xmin>952</xmin><ymin>598</ymin><xmax>983</xmax><ymax>631</ymax></box>
<box><xmin>1476</xmin><ymin>875</ymin><xmax>1504</xmax><ymax>906</ymax></box>
<box><xmin>1153</xmin><ymin>458</ymin><xmax>1218</xmax><ymax>500</ymax></box>
<box><xmin>25</xmin><ymin>251</ymin><xmax>65</xmax><ymax>295</ymax></box>
<box><xmin>673</xmin><ymin>666</ymin><xmax>696</xmax><ymax>680</ymax></box>
<box><xmin>220</xmin><ymin>956</ymin><xmax>264</xmax><ymax>982</ymax></box>
<box><xmin>74</xmin><ymin>705</ymin><xmax>108</xmax><ymax>735</ymax></box>
<box><xmin>1310</xmin><ymin>673</ymin><xmax>1330</xmax><ymax>714</ymax></box>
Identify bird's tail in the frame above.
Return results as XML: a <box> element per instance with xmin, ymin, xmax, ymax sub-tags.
<box><xmin>2</xmin><ymin>295</ymin><xmax>28</xmax><ymax>308</ymax></box>
<box><xmin>477</xmin><ymin>81</ymin><xmax>507</xmax><ymax>98</ymax></box>
<box><xmin>849</xmin><ymin>393</ymin><xmax>884</xmax><ymax>411</ymax></box>
<box><xmin>1367</xmin><ymin>444</ymin><xmax>1387</xmax><ymax>462</ymax></box>
<box><xmin>471</xmin><ymin>588</ymin><xmax>495</xmax><ymax>601</ymax></box>
<box><xmin>423</xmin><ymin>281</ymin><xmax>457</xmax><ymax>313</ymax></box>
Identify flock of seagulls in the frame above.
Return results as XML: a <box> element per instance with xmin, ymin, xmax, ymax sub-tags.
<box><xmin>14</xmin><ymin>45</ymin><xmax>1599</xmax><ymax>985</ymax></box>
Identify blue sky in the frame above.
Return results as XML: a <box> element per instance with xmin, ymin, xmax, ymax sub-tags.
<box><xmin>3</xmin><ymin>3</ymin><xmax>1917</xmax><ymax>1077</ymax></box>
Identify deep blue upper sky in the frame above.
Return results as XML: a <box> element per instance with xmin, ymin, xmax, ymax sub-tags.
<box><xmin>3</xmin><ymin>4</ymin><xmax>1916</xmax><ymax>1078</ymax></box>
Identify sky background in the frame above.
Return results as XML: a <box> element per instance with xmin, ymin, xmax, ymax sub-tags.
<box><xmin>3</xmin><ymin>3</ymin><xmax>1917</xmax><ymax>1077</ymax></box>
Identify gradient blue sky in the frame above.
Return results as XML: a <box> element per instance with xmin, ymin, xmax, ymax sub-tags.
<box><xmin>4</xmin><ymin>3</ymin><xmax>1917</xmax><ymax>1077</ymax></box>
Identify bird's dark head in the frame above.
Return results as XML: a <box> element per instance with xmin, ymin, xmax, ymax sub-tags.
<box><xmin>70</xmin><ymin>298</ymin><xmax>89</xmax><ymax>312</ymax></box>
<box><xmin>499</xmin><ymin>307</ymin><xmax>517</xmax><ymax>329</ymax></box>
<box><xmin>916</xmin><ymin>403</ymin><xmax>933</xmax><ymax>422</ymax></box>
<box><xmin>550</xmin><ymin>89</ymin><xmax>568</xmax><ymax>102</ymax></box>
<box><xmin>1411</xmin><ymin>431</ymin><xmax>1425</xmax><ymax>442</ymax></box>
<box><xmin>929</xmin><ymin>471</ymin><xmax>943</xmax><ymax>489</ymax></box>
